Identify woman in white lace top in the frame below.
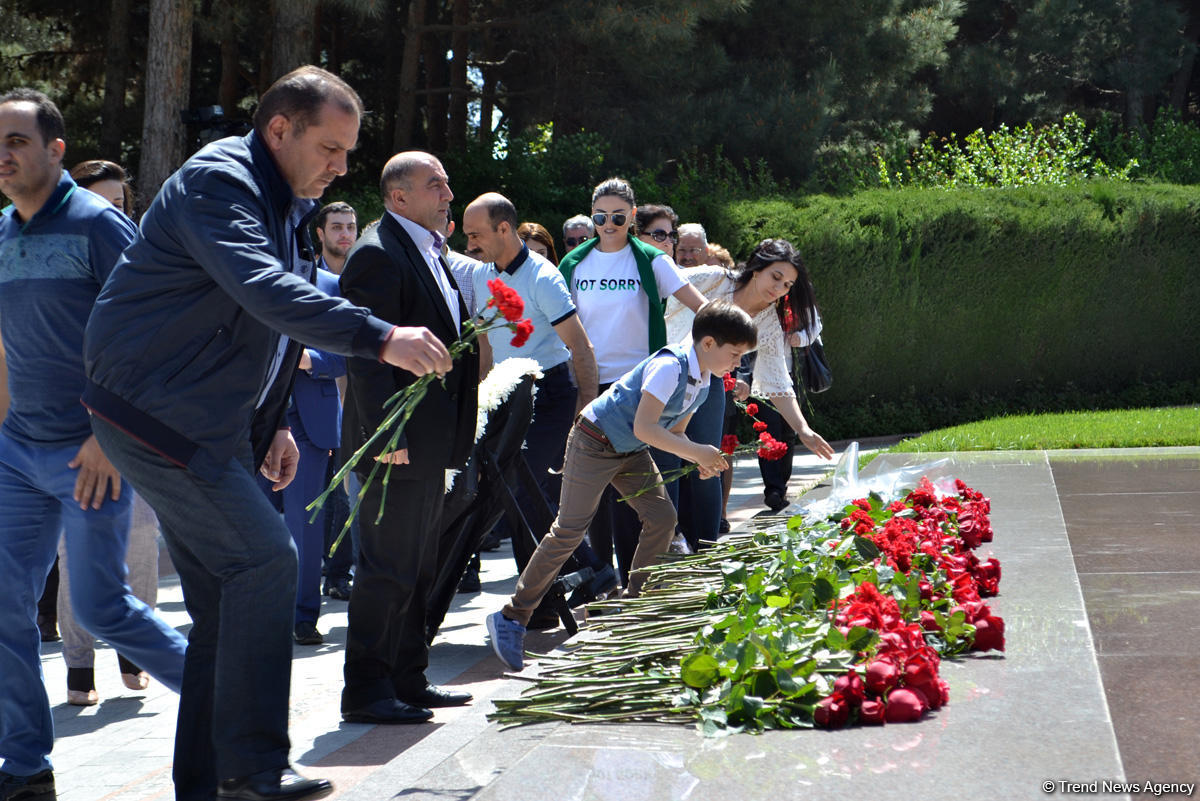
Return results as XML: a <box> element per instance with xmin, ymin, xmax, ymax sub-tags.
<box><xmin>665</xmin><ymin>238</ymin><xmax>834</xmax><ymax>460</ymax></box>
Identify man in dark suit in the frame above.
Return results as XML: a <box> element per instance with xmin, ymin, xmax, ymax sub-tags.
<box><xmin>338</xmin><ymin>151</ymin><xmax>479</xmax><ymax>724</ymax></box>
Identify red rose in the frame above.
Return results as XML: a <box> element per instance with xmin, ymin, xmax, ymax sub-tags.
<box><xmin>744</xmin><ymin>402</ymin><xmax>759</xmax><ymax>416</ymax></box>
<box><xmin>865</xmin><ymin>658</ymin><xmax>900</xmax><ymax>695</ymax></box>
<box><xmin>919</xmin><ymin>610</ymin><xmax>941</xmax><ymax>632</ymax></box>
<box><xmin>720</xmin><ymin>434</ymin><xmax>739</xmax><ymax>455</ymax></box>
<box><xmin>722</xmin><ymin>372</ymin><xmax>736</xmax><ymax>392</ymax></box>
<box><xmin>884</xmin><ymin>687</ymin><xmax>928</xmax><ymax>723</ymax></box>
<box><xmin>510</xmin><ymin>318</ymin><xmax>534</xmax><ymax>347</ymax></box>
<box><xmin>752</xmin><ymin>421</ymin><xmax>768</xmax><ymax>432</ymax></box>
<box><xmin>971</xmin><ymin>615</ymin><xmax>1006</xmax><ymax>652</ymax></box>
<box><xmin>852</xmin><ymin>498</ymin><xmax>871</xmax><ymax>511</ymax></box>
<box><xmin>813</xmin><ymin>692</ymin><xmax>850</xmax><ymax>729</ymax></box>
<box><xmin>833</xmin><ymin>670</ymin><xmax>865</xmax><ymax>706</ymax></box>
<box><xmin>859</xmin><ymin>698</ymin><xmax>886</xmax><ymax>725</ymax></box>
<box><xmin>903</xmin><ymin>652</ymin><xmax>938</xmax><ymax>689</ymax></box>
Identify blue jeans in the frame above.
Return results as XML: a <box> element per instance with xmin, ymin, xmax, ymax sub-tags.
<box><xmin>654</xmin><ymin>374</ymin><xmax>726</xmax><ymax>551</ymax></box>
<box><xmin>92</xmin><ymin>416</ymin><xmax>296</xmax><ymax>800</ymax></box>
<box><xmin>0</xmin><ymin>429</ymin><xmax>186</xmax><ymax>777</ymax></box>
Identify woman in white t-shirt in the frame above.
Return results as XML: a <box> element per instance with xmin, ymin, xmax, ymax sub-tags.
<box><xmin>557</xmin><ymin>178</ymin><xmax>706</xmax><ymax>580</ymax></box>
<box><xmin>665</xmin><ymin>238</ymin><xmax>835</xmax><ymax>524</ymax></box>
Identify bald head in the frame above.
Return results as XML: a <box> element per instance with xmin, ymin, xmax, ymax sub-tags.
<box><xmin>462</xmin><ymin>192</ymin><xmax>522</xmax><ymax>265</ymax></box>
<box><xmin>380</xmin><ymin>150</ymin><xmax>452</xmax><ymax>232</ymax></box>
<box><xmin>465</xmin><ymin>192</ymin><xmax>519</xmax><ymax>231</ymax></box>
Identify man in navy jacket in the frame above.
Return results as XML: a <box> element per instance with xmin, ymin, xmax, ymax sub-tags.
<box><xmin>83</xmin><ymin>67</ymin><xmax>451</xmax><ymax>801</ymax></box>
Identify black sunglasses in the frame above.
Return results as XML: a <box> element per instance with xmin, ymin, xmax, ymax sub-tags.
<box><xmin>564</xmin><ymin>234</ymin><xmax>591</xmax><ymax>247</ymax></box>
<box><xmin>591</xmin><ymin>212</ymin><xmax>628</xmax><ymax>227</ymax></box>
<box><xmin>644</xmin><ymin>229</ymin><xmax>679</xmax><ymax>244</ymax></box>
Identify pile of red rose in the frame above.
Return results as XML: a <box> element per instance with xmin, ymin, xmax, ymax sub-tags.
<box><xmin>815</xmin><ymin>477</ymin><xmax>1005</xmax><ymax>728</ymax></box>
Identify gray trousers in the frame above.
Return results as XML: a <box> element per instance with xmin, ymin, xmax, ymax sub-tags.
<box><xmin>57</xmin><ymin>492</ymin><xmax>160</xmax><ymax>670</ymax></box>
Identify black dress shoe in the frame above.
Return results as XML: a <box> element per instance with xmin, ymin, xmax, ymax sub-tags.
<box><xmin>456</xmin><ymin>568</ymin><xmax>481</xmax><ymax>593</ymax></box>
<box><xmin>396</xmin><ymin>683</ymin><xmax>472</xmax><ymax>708</ymax></box>
<box><xmin>323</xmin><ymin>578</ymin><xmax>351</xmax><ymax>601</ymax></box>
<box><xmin>764</xmin><ymin>491</ymin><xmax>788</xmax><ymax>513</ymax></box>
<box><xmin>341</xmin><ymin>698</ymin><xmax>433</xmax><ymax>724</ymax></box>
<box><xmin>217</xmin><ymin>768</ymin><xmax>332</xmax><ymax>800</ymax></box>
<box><xmin>293</xmin><ymin>622</ymin><xmax>323</xmax><ymax>645</ymax></box>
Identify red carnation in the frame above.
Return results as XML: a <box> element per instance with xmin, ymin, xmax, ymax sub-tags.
<box><xmin>753</xmin><ymin>421</ymin><xmax>768</xmax><ymax>432</ymax></box>
<box><xmin>722</xmin><ymin>372</ymin><xmax>736</xmax><ymax>392</ymax></box>
<box><xmin>486</xmin><ymin>278</ymin><xmax>525</xmax><ymax>322</ymax></box>
<box><xmin>744</xmin><ymin>402</ymin><xmax>759</xmax><ymax>416</ymax></box>
<box><xmin>720</xmin><ymin>434</ymin><xmax>739</xmax><ymax>455</ymax></box>
<box><xmin>510</xmin><ymin>318</ymin><xmax>534</xmax><ymax>348</ymax></box>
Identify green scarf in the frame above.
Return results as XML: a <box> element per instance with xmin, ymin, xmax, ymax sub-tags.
<box><xmin>558</xmin><ymin>233</ymin><xmax>667</xmax><ymax>352</ymax></box>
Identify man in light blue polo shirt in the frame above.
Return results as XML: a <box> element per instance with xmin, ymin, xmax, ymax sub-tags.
<box><xmin>462</xmin><ymin>192</ymin><xmax>599</xmax><ymax>553</ymax></box>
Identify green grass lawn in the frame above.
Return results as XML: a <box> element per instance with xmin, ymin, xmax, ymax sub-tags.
<box><xmin>886</xmin><ymin>405</ymin><xmax>1200</xmax><ymax>453</ymax></box>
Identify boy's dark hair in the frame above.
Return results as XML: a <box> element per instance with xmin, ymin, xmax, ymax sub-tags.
<box><xmin>692</xmin><ymin>299</ymin><xmax>757</xmax><ymax>348</ymax></box>
<box><xmin>0</xmin><ymin>88</ymin><xmax>65</xmax><ymax>144</ymax></box>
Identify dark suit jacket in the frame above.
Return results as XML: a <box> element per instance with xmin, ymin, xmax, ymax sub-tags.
<box><xmin>339</xmin><ymin>213</ymin><xmax>478</xmax><ymax>479</ymax></box>
<box><xmin>289</xmin><ymin>267</ymin><xmax>346</xmax><ymax>451</ymax></box>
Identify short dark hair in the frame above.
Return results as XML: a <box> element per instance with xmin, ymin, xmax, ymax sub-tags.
<box><xmin>591</xmin><ymin>177</ymin><xmax>635</xmax><ymax>209</ymax></box>
<box><xmin>692</xmin><ymin>299</ymin><xmax>757</xmax><ymax>348</ymax></box>
<box><xmin>635</xmin><ymin>204</ymin><xmax>677</xmax><ymax>235</ymax></box>
<box><xmin>315</xmin><ymin>200</ymin><xmax>356</xmax><ymax>230</ymax></box>
<box><xmin>70</xmin><ymin>159</ymin><xmax>134</xmax><ymax>217</ymax></box>
<box><xmin>0</xmin><ymin>88</ymin><xmax>65</xmax><ymax>145</ymax></box>
<box><xmin>253</xmin><ymin>66</ymin><xmax>363</xmax><ymax>137</ymax></box>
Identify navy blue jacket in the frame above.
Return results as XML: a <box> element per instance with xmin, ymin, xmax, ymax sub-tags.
<box><xmin>83</xmin><ymin>132</ymin><xmax>393</xmax><ymax>480</ymax></box>
<box><xmin>287</xmin><ymin>266</ymin><xmax>346</xmax><ymax>451</ymax></box>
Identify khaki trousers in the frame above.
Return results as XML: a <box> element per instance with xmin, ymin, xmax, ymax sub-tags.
<box><xmin>502</xmin><ymin>421</ymin><xmax>677</xmax><ymax>625</ymax></box>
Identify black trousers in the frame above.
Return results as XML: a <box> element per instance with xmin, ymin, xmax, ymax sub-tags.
<box><xmin>341</xmin><ymin>471</ymin><xmax>444</xmax><ymax>710</ymax></box>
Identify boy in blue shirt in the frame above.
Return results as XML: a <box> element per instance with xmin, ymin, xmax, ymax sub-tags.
<box><xmin>487</xmin><ymin>300</ymin><xmax>757</xmax><ymax>670</ymax></box>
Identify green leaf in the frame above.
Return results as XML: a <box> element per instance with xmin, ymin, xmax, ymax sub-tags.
<box><xmin>680</xmin><ymin>652</ymin><xmax>721</xmax><ymax>689</ymax></box>
<box><xmin>845</xmin><ymin>626</ymin><xmax>876</xmax><ymax>652</ymax></box>
<box><xmin>764</xmin><ymin>593</ymin><xmax>791</xmax><ymax>608</ymax></box>
<box><xmin>813</xmin><ymin>577</ymin><xmax>835</xmax><ymax>604</ymax></box>
<box><xmin>853</xmin><ymin>536</ymin><xmax>881</xmax><ymax>560</ymax></box>
<box><xmin>786</xmin><ymin>513</ymin><xmax>805</xmax><ymax>532</ymax></box>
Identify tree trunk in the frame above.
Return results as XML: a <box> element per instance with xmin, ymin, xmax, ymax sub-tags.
<box><xmin>423</xmin><ymin>0</ymin><xmax>448</xmax><ymax>153</ymax></box>
<box><xmin>381</xmin><ymin>0</ymin><xmax>402</xmax><ymax>152</ymax></box>
<box><xmin>139</xmin><ymin>0</ymin><xmax>193</xmax><ymax>203</ymax></box>
<box><xmin>394</xmin><ymin>0</ymin><xmax>425</xmax><ymax>152</ymax></box>
<box><xmin>446</xmin><ymin>0</ymin><xmax>470</xmax><ymax>152</ymax></box>
<box><xmin>99</xmin><ymin>0</ymin><xmax>132</xmax><ymax>159</ymax></box>
<box><xmin>215</xmin><ymin>0</ymin><xmax>240</xmax><ymax>113</ymax></box>
<box><xmin>271</xmin><ymin>0</ymin><xmax>319</xmax><ymax>80</ymax></box>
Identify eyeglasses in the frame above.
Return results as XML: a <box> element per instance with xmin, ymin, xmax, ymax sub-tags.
<box><xmin>564</xmin><ymin>235</ymin><xmax>591</xmax><ymax>247</ymax></box>
<box><xmin>591</xmin><ymin>212</ymin><xmax>628</xmax><ymax>227</ymax></box>
<box><xmin>644</xmin><ymin>229</ymin><xmax>679</xmax><ymax>244</ymax></box>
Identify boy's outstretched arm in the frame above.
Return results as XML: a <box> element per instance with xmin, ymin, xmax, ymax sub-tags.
<box><xmin>632</xmin><ymin>394</ymin><xmax>728</xmax><ymax>478</ymax></box>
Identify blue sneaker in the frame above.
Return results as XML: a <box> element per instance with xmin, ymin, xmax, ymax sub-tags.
<box><xmin>486</xmin><ymin>611</ymin><xmax>526</xmax><ymax>671</ymax></box>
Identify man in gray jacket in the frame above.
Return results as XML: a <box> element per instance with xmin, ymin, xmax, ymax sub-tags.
<box><xmin>83</xmin><ymin>67</ymin><xmax>451</xmax><ymax>801</ymax></box>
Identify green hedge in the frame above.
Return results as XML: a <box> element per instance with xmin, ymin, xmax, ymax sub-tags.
<box><xmin>710</xmin><ymin>182</ymin><xmax>1200</xmax><ymax>439</ymax></box>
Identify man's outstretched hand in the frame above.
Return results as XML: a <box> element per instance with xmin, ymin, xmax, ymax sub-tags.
<box><xmin>381</xmin><ymin>326</ymin><xmax>452</xmax><ymax>377</ymax></box>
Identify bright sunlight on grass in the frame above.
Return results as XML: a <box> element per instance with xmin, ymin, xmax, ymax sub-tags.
<box><xmin>888</xmin><ymin>405</ymin><xmax>1200</xmax><ymax>453</ymax></box>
